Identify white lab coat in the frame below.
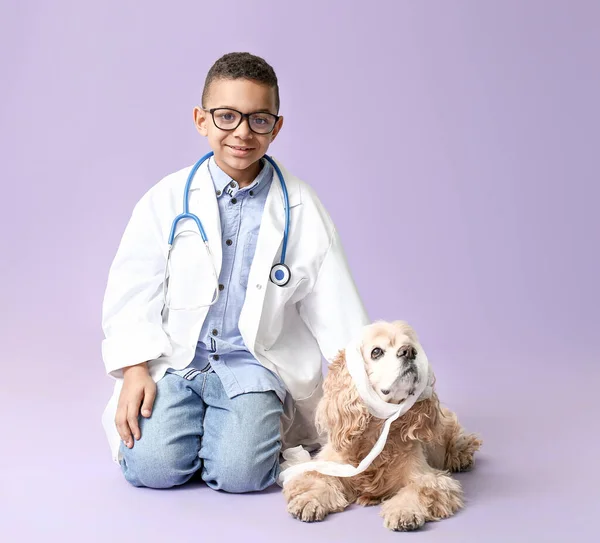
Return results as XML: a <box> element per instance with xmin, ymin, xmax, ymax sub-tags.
<box><xmin>101</xmin><ymin>158</ymin><xmax>370</xmax><ymax>463</ymax></box>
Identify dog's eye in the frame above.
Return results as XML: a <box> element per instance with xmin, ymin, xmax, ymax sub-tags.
<box><xmin>371</xmin><ymin>347</ymin><xmax>384</xmax><ymax>360</ymax></box>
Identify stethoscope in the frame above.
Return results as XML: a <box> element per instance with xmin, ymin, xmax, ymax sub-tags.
<box><xmin>163</xmin><ymin>150</ymin><xmax>291</xmax><ymax>311</ymax></box>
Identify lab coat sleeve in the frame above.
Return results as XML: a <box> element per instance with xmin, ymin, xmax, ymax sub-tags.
<box><xmin>298</xmin><ymin>228</ymin><xmax>370</xmax><ymax>364</ymax></box>
<box><xmin>101</xmin><ymin>190</ymin><xmax>172</xmax><ymax>378</ymax></box>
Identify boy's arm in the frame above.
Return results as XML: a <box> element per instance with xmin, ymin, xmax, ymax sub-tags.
<box><xmin>298</xmin><ymin>228</ymin><xmax>370</xmax><ymax>363</ymax></box>
<box><xmin>102</xmin><ymin>190</ymin><xmax>172</xmax><ymax>379</ymax></box>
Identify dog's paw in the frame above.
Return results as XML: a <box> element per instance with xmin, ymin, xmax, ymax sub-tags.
<box><xmin>421</xmin><ymin>476</ymin><xmax>464</xmax><ymax>520</ymax></box>
<box><xmin>381</xmin><ymin>507</ymin><xmax>425</xmax><ymax>532</ymax></box>
<box><xmin>356</xmin><ymin>495</ymin><xmax>383</xmax><ymax>507</ymax></box>
<box><xmin>287</xmin><ymin>493</ymin><xmax>330</xmax><ymax>522</ymax></box>
<box><xmin>446</xmin><ymin>433</ymin><xmax>482</xmax><ymax>472</ymax></box>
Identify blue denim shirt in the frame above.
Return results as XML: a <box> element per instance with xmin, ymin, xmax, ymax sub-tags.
<box><xmin>185</xmin><ymin>157</ymin><xmax>286</xmax><ymax>403</ymax></box>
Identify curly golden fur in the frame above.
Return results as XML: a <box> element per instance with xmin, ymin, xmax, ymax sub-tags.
<box><xmin>284</xmin><ymin>321</ymin><xmax>482</xmax><ymax>531</ymax></box>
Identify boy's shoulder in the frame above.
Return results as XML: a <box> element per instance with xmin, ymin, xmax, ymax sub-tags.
<box><xmin>148</xmin><ymin>164</ymin><xmax>194</xmax><ymax>194</ymax></box>
<box><xmin>132</xmin><ymin>165</ymin><xmax>194</xmax><ymax>211</ymax></box>
<box><xmin>271</xmin><ymin>159</ymin><xmax>326</xmax><ymax>211</ymax></box>
<box><xmin>270</xmin><ymin>159</ymin><xmax>339</xmax><ymax>236</ymax></box>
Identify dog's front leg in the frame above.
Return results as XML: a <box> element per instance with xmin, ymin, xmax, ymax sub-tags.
<box><xmin>380</xmin><ymin>467</ymin><xmax>464</xmax><ymax>531</ymax></box>
<box><xmin>284</xmin><ymin>471</ymin><xmax>350</xmax><ymax>522</ymax></box>
<box><xmin>444</xmin><ymin>430</ymin><xmax>482</xmax><ymax>472</ymax></box>
<box><xmin>425</xmin><ymin>407</ymin><xmax>482</xmax><ymax>472</ymax></box>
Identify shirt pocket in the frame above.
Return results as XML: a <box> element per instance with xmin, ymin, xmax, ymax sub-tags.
<box><xmin>239</xmin><ymin>231</ymin><xmax>259</xmax><ymax>289</ymax></box>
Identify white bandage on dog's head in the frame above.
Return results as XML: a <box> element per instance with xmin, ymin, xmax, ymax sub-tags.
<box><xmin>344</xmin><ymin>338</ymin><xmax>434</xmax><ymax>419</ymax></box>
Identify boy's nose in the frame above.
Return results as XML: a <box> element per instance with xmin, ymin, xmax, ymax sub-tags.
<box><xmin>233</xmin><ymin>118</ymin><xmax>253</xmax><ymax>137</ymax></box>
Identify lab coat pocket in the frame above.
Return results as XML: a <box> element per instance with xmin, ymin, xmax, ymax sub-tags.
<box><xmin>257</xmin><ymin>278</ymin><xmax>307</xmax><ymax>350</ymax></box>
<box><xmin>166</xmin><ymin>230</ymin><xmax>217</xmax><ymax>311</ymax></box>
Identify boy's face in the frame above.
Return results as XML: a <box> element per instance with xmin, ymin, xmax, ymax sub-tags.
<box><xmin>193</xmin><ymin>78</ymin><xmax>283</xmax><ymax>182</ymax></box>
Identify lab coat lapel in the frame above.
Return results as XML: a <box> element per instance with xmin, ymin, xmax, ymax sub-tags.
<box><xmin>166</xmin><ymin>161</ymin><xmax>223</xmax><ymax>350</ymax></box>
<box><xmin>163</xmin><ymin>159</ymin><xmax>223</xmax><ymax>350</ymax></box>
<box><xmin>239</xmin><ymin>172</ymin><xmax>286</xmax><ymax>353</ymax></box>
<box><xmin>188</xmin><ymin>161</ymin><xmax>223</xmax><ymax>279</ymax></box>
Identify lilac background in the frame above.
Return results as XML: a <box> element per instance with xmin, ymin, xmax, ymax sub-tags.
<box><xmin>1</xmin><ymin>0</ymin><xmax>599</xmax><ymax>541</ymax></box>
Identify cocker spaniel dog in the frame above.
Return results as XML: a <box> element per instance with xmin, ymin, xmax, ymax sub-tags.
<box><xmin>283</xmin><ymin>320</ymin><xmax>482</xmax><ymax>531</ymax></box>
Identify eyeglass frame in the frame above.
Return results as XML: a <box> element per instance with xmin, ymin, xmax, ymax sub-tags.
<box><xmin>202</xmin><ymin>107</ymin><xmax>281</xmax><ymax>135</ymax></box>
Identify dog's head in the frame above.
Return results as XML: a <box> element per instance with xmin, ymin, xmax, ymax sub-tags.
<box><xmin>359</xmin><ymin>320</ymin><xmax>426</xmax><ymax>405</ymax></box>
<box><xmin>316</xmin><ymin>321</ymin><xmax>439</xmax><ymax>452</ymax></box>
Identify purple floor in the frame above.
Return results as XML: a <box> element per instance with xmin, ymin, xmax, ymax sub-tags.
<box><xmin>4</xmin><ymin>345</ymin><xmax>597</xmax><ymax>543</ymax></box>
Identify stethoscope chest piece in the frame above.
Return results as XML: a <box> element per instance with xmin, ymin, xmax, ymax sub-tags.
<box><xmin>270</xmin><ymin>263</ymin><xmax>291</xmax><ymax>287</ymax></box>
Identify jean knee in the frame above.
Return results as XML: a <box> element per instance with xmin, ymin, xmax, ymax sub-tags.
<box><xmin>203</xmin><ymin>451</ymin><xmax>280</xmax><ymax>493</ymax></box>
<box><xmin>201</xmin><ymin>390</ymin><xmax>283</xmax><ymax>493</ymax></box>
<box><xmin>120</xmin><ymin>442</ymin><xmax>199</xmax><ymax>489</ymax></box>
<box><xmin>203</xmin><ymin>462</ymin><xmax>279</xmax><ymax>494</ymax></box>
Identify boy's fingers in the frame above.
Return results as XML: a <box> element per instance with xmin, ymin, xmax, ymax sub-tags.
<box><xmin>115</xmin><ymin>409</ymin><xmax>132</xmax><ymax>447</ymax></box>
<box><xmin>141</xmin><ymin>385</ymin><xmax>156</xmax><ymax>418</ymax></box>
<box><xmin>127</xmin><ymin>403</ymin><xmax>141</xmax><ymax>442</ymax></box>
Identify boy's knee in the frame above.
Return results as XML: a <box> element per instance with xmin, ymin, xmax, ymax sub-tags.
<box><xmin>120</xmin><ymin>443</ymin><xmax>198</xmax><ymax>489</ymax></box>
<box><xmin>122</xmin><ymin>463</ymin><xmax>190</xmax><ymax>489</ymax></box>
<box><xmin>203</xmin><ymin>453</ymin><xmax>279</xmax><ymax>493</ymax></box>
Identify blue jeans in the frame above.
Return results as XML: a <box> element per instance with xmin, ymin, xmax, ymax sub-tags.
<box><xmin>119</xmin><ymin>368</ymin><xmax>283</xmax><ymax>493</ymax></box>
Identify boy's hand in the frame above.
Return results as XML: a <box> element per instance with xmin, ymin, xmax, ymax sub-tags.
<box><xmin>115</xmin><ymin>362</ymin><xmax>156</xmax><ymax>449</ymax></box>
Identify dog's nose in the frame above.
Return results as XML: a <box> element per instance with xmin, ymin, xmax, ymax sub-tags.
<box><xmin>397</xmin><ymin>344</ymin><xmax>417</xmax><ymax>360</ymax></box>
<box><xmin>380</xmin><ymin>388</ymin><xmax>391</xmax><ymax>395</ymax></box>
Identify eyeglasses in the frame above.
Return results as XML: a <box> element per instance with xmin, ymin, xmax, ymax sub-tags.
<box><xmin>204</xmin><ymin>107</ymin><xmax>280</xmax><ymax>135</ymax></box>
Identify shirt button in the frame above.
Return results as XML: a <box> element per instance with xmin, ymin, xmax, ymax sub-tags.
<box><xmin>218</xmin><ymin>284</ymin><xmax>224</xmax><ymax>291</ymax></box>
<box><xmin>216</xmin><ymin>190</ymin><xmax>222</xmax><ymax>196</ymax></box>
<box><xmin>212</xmin><ymin>329</ymin><xmax>218</xmax><ymax>336</ymax></box>
<box><xmin>229</xmin><ymin>181</ymin><xmax>235</xmax><ymax>187</ymax></box>
<box><xmin>226</xmin><ymin>239</ymin><xmax>232</xmax><ymax>246</ymax></box>
<box><xmin>249</xmin><ymin>190</ymin><xmax>254</xmax><ymax>196</ymax></box>
<box><xmin>212</xmin><ymin>354</ymin><xmax>220</xmax><ymax>361</ymax></box>
<box><xmin>231</xmin><ymin>198</ymin><xmax>238</xmax><ymax>204</ymax></box>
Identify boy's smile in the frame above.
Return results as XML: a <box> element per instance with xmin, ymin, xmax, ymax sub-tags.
<box><xmin>193</xmin><ymin>79</ymin><xmax>284</xmax><ymax>187</ymax></box>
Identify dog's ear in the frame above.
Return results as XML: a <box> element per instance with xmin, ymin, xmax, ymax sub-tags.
<box><xmin>316</xmin><ymin>349</ymin><xmax>371</xmax><ymax>451</ymax></box>
<box><xmin>395</xmin><ymin>393</ymin><xmax>441</xmax><ymax>443</ymax></box>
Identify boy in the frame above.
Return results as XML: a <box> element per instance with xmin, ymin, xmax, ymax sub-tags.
<box><xmin>101</xmin><ymin>52</ymin><xmax>369</xmax><ymax>492</ymax></box>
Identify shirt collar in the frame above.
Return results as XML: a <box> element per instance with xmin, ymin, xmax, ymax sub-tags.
<box><xmin>208</xmin><ymin>157</ymin><xmax>272</xmax><ymax>198</ymax></box>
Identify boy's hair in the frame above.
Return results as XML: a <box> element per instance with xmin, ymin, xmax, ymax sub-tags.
<box><xmin>202</xmin><ymin>52</ymin><xmax>280</xmax><ymax>113</ymax></box>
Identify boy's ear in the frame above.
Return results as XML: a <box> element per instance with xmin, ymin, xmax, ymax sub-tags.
<box><xmin>193</xmin><ymin>106</ymin><xmax>209</xmax><ymax>136</ymax></box>
<box><xmin>270</xmin><ymin>115</ymin><xmax>284</xmax><ymax>142</ymax></box>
